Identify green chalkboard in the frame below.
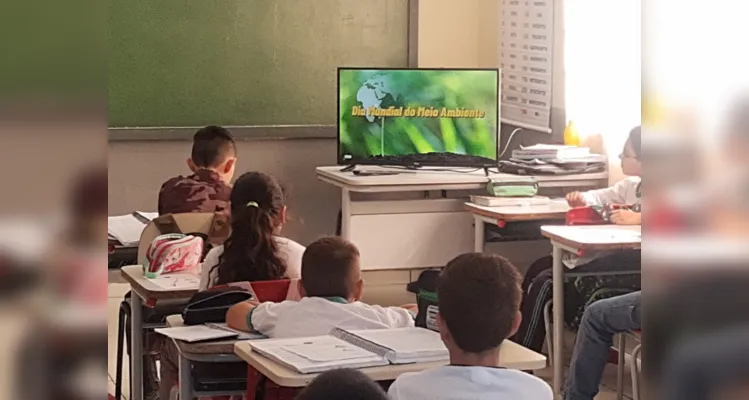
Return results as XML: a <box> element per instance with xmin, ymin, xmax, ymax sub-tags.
<box><xmin>109</xmin><ymin>0</ymin><xmax>410</xmax><ymax>128</ymax></box>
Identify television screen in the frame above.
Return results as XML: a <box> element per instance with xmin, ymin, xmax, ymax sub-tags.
<box><xmin>338</xmin><ymin>68</ymin><xmax>499</xmax><ymax>167</ymax></box>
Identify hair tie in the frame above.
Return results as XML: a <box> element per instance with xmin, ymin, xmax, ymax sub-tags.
<box><xmin>246</xmin><ymin>201</ymin><xmax>259</xmax><ymax>208</ymax></box>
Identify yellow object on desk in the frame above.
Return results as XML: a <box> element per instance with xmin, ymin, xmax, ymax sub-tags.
<box><xmin>564</xmin><ymin>120</ymin><xmax>580</xmax><ymax>146</ymax></box>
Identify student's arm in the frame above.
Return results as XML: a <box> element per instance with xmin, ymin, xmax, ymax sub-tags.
<box><xmin>577</xmin><ymin>179</ymin><xmax>633</xmax><ymax>206</ymax></box>
<box><xmin>400</xmin><ymin>304</ymin><xmax>418</xmax><ymax>313</ymax></box>
<box><xmin>226</xmin><ymin>300</ymin><xmax>259</xmax><ymax>332</ymax></box>
<box><xmin>610</xmin><ymin>209</ymin><xmax>641</xmax><ymax>225</ymax></box>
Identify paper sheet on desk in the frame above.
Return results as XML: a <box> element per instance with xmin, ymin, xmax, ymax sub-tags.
<box><xmin>148</xmin><ymin>273</ymin><xmax>200</xmax><ymax>290</ymax></box>
<box><xmin>282</xmin><ymin>338</ymin><xmax>376</xmax><ymax>362</ymax></box>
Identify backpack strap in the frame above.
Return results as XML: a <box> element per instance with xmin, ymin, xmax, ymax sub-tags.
<box><xmin>153</xmin><ymin>214</ymin><xmax>182</xmax><ymax>234</ymax></box>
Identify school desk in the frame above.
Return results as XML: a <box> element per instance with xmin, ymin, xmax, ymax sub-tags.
<box><xmin>317</xmin><ymin>166</ymin><xmax>607</xmax><ymax>272</ymax></box>
<box><xmin>120</xmin><ymin>265</ymin><xmax>199</xmax><ymax>400</ymax></box>
<box><xmin>540</xmin><ymin>225</ymin><xmax>641</xmax><ymax>398</ymax></box>
<box><xmin>165</xmin><ymin>315</ymin><xmax>246</xmax><ymax>400</ymax></box>
<box><xmin>233</xmin><ymin>338</ymin><xmax>547</xmax><ymax>389</ymax></box>
<box><xmin>466</xmin><ymin>199</ymin><xmax>571</xmax><ymax>252</ymax></box>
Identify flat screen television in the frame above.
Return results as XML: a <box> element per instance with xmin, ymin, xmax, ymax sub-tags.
<box><xmin>338</xmin><ymin>68</ymin><xmax>499</xmax><ymax>167</ymax></box>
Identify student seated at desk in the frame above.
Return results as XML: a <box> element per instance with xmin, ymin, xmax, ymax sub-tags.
<box><xmin>512</xmin><ymin>126</ymin><xmax>643</xmax><ymax>353</ymax></box>
<box><xmin>158</xmin><ymin>125</ymin><xmax>236</xmax><ymax>215</ymax></box>
<box><xmin>565</xmin><ymin>125</ymin><xmax>642</xmax><ymax>225</ymax></box>
<box><xmin>388</xmin><ymin>253</ymin><xmax>552</xmax><ymax>400</ymax></box>
<box><xmin>158</xmin><ymin>172</ymin><xmax>305</xmax><ymax>400</ymax></box>
<box><xmin>226</xmin><ymin>236</ymin><xmax>415</xmax><ymax>337</ymax></box>
<box><xmin>200</xmin><ymin>171</ymin><xmax>305</xmax><ymax>289</ymax></box>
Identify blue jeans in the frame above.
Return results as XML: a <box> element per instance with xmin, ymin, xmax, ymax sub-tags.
<box><xmin>564</xmin><ymin>291</ymin><xmax>641</xmax><ymax>400</ymax></box>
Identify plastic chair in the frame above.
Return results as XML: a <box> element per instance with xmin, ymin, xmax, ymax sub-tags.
<box><xmin>250</xmin><ymin>280</ymin><xmax>292</xmax><ymax>302</ymax></box>
<box><xmin>631</xmin><ymin>342</ymin><xmax>642</xmax><ymax>400</ymax></box>
<box><xmin>625</xmin><ymin>330</ymin><xmax>642</xmax><ymax>400</ymax></box>
<box><xmin>244</xmin><ymin>279</ymin><xmax>294</xmax><ymax>400</ymax></box>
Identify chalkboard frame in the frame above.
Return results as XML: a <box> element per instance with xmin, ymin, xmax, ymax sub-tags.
<box><xmin>109</xmin><ymin>0</ymin><xmax>420</xmax><ymax>142</ymax></box>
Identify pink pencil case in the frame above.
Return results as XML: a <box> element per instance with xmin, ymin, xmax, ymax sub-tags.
<box><xmin>143</xmin><ymin>234</ymin><xmax>203</xmax><ymax>279</ymax></box>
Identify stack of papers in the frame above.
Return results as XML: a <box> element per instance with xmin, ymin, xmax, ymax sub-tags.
<box><xmin>107</xmin><ymin>211</ymin><xmax>158</xmax><ymax>247</ymax></box>
<box><xmin>147</xmin><ymin>273</ymin><xmax>200</xmax><ymax>290</ymax></box>
<box><xmin>512</xmin><ymin>144</ymin><xmax>590</xmax><ymax>160</ymax></box>
<box><xmin>470</xmin><ymin>195</ymin><xmax>551</xmax><ymax>207</ymax></box>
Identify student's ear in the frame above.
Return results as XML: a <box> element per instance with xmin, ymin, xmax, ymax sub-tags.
<box><xmin>437</xmin><ymin>313</ymin><xmax>451</xmax><ymax>344</ymax></box>
<box><xmin>509</xmin><ymin>310</ymin><xmax>522</xmax><ymax>338</ymax></box>
<box><xmin>352</xmin><ymin>279</ymin><xmax>364</xmax><ymax>302</ymax></box>
<box><xmin>297</xmin><ymin>280</ymin><xmax>306</xmax><ymax>297</ymax></box>
<box><xmin>222</xmin><ymin>157</ymin><xmax>236</xmax><ymax>175</ymax></box>
<box><xmin>186</xmin><ymin>158</ymin><xmax>197</xmax><ymax>173</ymax></box>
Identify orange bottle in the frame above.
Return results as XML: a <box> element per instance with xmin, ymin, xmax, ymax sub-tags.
<box><xmin>563</xmin><ymin>120</ymin><xmax>580</xmax><ymax>146</ymax></box>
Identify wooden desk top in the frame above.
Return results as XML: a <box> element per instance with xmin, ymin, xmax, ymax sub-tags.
<box><xmin>541</xmin><ymin>225</ymin><xmax>641</xmax><ymax>251</ymax></box>
<box><xmin>120</xmin><ymin>265</ymin><xmax>199</xmax><ymax>301</ymax></box>
<box><xmin>233</xmin><ymin>338</ymin><xmax>547</xmax><ymax>387</ymax></box>
<box><xmin>465</xmin><ymin>200</ymin><xmax>570</xmax><ymax>222</ymax></box>
<box><xmin>166</xmin><ymin>314</ymin><xmax>239</xmax><ymax>354</ymax></box>
<box><xmin>316</xmin><ymin>166</ymin><xmax>608</xmax><ymax>192</ymax></box>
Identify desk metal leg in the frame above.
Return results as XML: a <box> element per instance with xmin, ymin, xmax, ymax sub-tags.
<box><xmin>178</xmin><ymin>351</ymin><xmax>193</xmax><ymax>400</ymax></box>
<box><xmin>474</xmin><ymin>215</ymin><xmax>485</xmax><ymax>253</ymax></box>
<box><xmin>340</xmin><ymin>189</ymin><xmax>351</xmax><ymax>239</ymax></box>
<box><xmin>552</xmin><ymin>244</ymin><xmax>564</xmax><ymax>399</ymax></box>
<box><xmin>130</xmin><ymin>294</ymin><xmax>144</xmax><ymax>400</ymax></box>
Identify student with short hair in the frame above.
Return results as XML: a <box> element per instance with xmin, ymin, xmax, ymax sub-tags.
<box><xmin>295</xmin><ymin>368</ymin><xmax>388</xmax><ymax>400</ymax></box>
<box><xmin>513</xmin><ymin>126</ymin><xmax>643</xmax><ymax>353</ymax></box>
<box><xmin>388</xmin><ymin>253</ymin><xmax>552</xmax><ymax>400</ymax></box>
<box><xmin>200</xmin><ymin>171</ymin><xmax>305</xmax><ymax>288</ymax></box>
<box><xmin>158</xmin><ymin>125</ymin><xmax>236</xmax><ymax>215</ymax></box>
<box><xmin>226</xmin><ymin>236</ymin><xmax>415</xmax><ymax>338</ymax></box>
<box><xmin>566</xmin><ymin>126</ymin><xmax>642</xmax><ymax>223</ymax></box>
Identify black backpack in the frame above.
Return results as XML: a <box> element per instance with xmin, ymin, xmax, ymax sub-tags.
<box><xmin>182</xmin><ymin>286</ymin><xmax>254</xmax><ymax>325</ymax></box>
<box><xmin>415</xmin><ymin>289</ymin><xmax>440</xmax><ymax>332</ymax></box>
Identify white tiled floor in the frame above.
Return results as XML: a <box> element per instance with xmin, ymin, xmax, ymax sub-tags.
<box><xmin>106</xmin><ymin>271</ymin><xmax>634</xmax><ymax>400</ymax></box>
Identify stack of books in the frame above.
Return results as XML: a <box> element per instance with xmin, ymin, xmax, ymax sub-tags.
<box><xmin>511</xmin><ymin>144</ymin><xmax>591</xmax><ymax>161</ymax></box>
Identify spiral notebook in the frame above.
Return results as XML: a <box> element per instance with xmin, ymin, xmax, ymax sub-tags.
<box><xmin>250</xmin><ymin>327</ymin><xmax>449</xmax><ymax>374</ymax></box>
<box><xmin>329</xmin><ymin>327</ymin><xmax>449</xmax><ymax>364</ymax></box>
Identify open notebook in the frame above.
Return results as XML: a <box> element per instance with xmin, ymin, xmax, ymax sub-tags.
<box><xmin>250</xmin><ymin>327</ymin><xmax>449</xmax><ymax>374</ymax></box>
<box><xmin>107</xmin><ymin>211</ymin><xmax>158</xmax><ymax>246</ymax></box>
<box><xmin>156</xmin><ymin>323</ymin><xmax>265</xmax><ymax>343</ymax></box>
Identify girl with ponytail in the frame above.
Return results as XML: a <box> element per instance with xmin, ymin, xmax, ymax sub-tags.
<box><xmin>199</xmin><ymin>171</ymin><xmax>305</xmax><ymax>289</ymax></box>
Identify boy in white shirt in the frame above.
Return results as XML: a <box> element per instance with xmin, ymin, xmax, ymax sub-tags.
<box><xmin>388</xmin><ymin>253</ymin><xmax>553</xmax><ymax>400</ymax></box>
<box><xmin>513</xmin><ymin>126</ymin><xmax>643</xmax><ymax>353</ymax></box>
<box><xmin>566</xmin><ymin>125</ymin><xmax>642</xmax><ymax>225</ymax></box>
<box><xmin>226</xmin><ymin>236</ymin><xmax>415</xmax><ymax>338</ymax></box>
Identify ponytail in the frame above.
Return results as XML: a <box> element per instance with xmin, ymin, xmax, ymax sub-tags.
<box><xmin>211</xmin><ymin>172</ymin><xmax>288</xmax><ymax>285</ymax></box>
